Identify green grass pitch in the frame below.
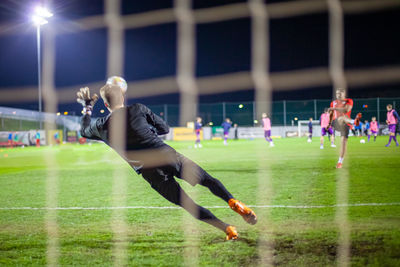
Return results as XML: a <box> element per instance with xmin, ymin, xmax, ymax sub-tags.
<box><xmin>0</xmin><ymin>137</ymin><xmax>399</xmax><ymax>266</ymax></box>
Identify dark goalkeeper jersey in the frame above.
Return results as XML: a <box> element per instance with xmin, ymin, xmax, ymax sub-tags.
<box><xmin>80</xmin><ymin>103</ymin><xmax>171</xmax><ymax>172</ymax></box>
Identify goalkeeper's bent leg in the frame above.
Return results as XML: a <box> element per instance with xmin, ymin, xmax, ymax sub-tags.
<box><xmin>179</xmin><ymin>187</ymin><xmax>229</xmax><ymax>231</ymax></box>
<box><xmin>141</xmin><ymin>168</ymin><xmax>229</xmax><ymax>232</ymax></box>
<box><xmin>178</xmin><ymin>155</ymin><xmax>234</xmax><ymax>202</ymax></box>
<box><xmin>176</xmin><ymin>155</ymin><xmax>257</xmax><ymax>225</ymax></box>
<box><xmin>199</xmin><ymin>173</ymin><xmax>234</xmax><ymax>203</ymax></box>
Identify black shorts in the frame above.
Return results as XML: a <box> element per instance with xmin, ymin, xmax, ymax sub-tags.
<box><xmin>140</xmin><ymin>150</ymin><xmax>208</xmax><ymax>205</ymax></box>
<box><xmin>332</xmin><ymin>119</ymin><xmax>350</xmax><ymax>138</ymax></box>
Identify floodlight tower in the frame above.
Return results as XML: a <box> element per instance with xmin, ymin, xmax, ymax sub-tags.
<box><xmin>32</xmin><ymin>6</ymin><xmax>53</xmax><ymax>129</ymax></box>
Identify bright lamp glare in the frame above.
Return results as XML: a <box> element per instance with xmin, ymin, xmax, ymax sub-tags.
<box><xmin>32</xmin><ymin>15</ymin><xmax>48</xmax><ymax>26</ymax></box>
<box><xmin>34</xmin><ymin>6</ymin><xmax>53</xmax><ymax>18</ymax></box>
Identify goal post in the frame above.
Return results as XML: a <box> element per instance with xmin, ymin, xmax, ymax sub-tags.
<box><xmin>298</xmin><ymin>120</ymin><xmax>320</xmax><ymax>137</ymax></box>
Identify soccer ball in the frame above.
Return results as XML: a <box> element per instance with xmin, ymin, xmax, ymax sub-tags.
<box><xmin>360</xmin><ymin>139</ymin><xmax>365</xmax><ymax>143</ymax></box>
<box><xmin>106</xmin><ymin>76</ymin><xmax>127</xmax><ymax>94</ymax></box>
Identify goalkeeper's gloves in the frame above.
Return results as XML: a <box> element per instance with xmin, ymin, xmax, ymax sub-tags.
<box><xmin>77</xmin><ymin>87</ymin><xmax>99</xmax><ymax>115</ymax></box>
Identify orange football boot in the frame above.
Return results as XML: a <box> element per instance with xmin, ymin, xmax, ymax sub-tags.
<box><xmin>225</xmin><ymin>225</ymin><xmax>238</xmax><ymax>241</ymax></box>
<box><xmin>336</xmin><ymin>162</ymin><xmax>343</xmax><ymax>169</ymax></box>
<box><xmin>228</xmin><ymin>199</ymin><xmax>257</xmax><ymax>225</ymax></box>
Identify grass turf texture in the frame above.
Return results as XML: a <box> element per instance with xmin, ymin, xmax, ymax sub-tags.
<box><xmin>0</xmin><ymin>137</ymin><xmax>399</xmax><ymax>266</ymax></box>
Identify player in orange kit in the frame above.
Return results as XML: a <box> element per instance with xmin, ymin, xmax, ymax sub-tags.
<box><xmin>328</xmin><ymin>88</ymin><xmax>361</xmax><ymax>168</ymax></box>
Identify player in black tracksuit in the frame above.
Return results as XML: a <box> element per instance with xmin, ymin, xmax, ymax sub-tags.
<box><xmin>77</xmin><ymin>84</ymin><xmax>257</xmax><ymax>240</ymax></box>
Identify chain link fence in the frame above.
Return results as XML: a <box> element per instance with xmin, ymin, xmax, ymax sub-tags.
<box><xmin>146</xmin><ymin>97</ymin><xmax>400</xmax><ymax>127</ymax></box>
<box><xmin>1</xmin><ymin>97</ymin><xmax>399</xmax><ymax>130</ymax></box>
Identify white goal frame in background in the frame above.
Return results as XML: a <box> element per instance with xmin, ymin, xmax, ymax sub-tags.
<box><xmin>298</xmin><ymin>120</ymin><xmax>320</xmax><ymax>137</ymax></box>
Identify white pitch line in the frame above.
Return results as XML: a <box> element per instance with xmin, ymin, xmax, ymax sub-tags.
<box><xmin>0</xmin><ymin>202</ymin><xmax>399</xmax><ymax>210</ymax></box>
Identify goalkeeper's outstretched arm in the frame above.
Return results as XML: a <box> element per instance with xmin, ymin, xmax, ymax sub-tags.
<box><xmin>80</xmin><ymin>114</ymin><xmax>103</xmax><ymax>140</ymax></box>
<box><xmin>77</xmin><ymin>87</ymin><xmax>102</xmax><ymax>140</ymax></box>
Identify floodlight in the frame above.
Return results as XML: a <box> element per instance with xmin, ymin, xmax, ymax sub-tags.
<box><xmin>34</xmin><ymin>6</ymin><xmax>53</xmax><ymax>18</ymax></box>
<box><xmin>32</xmin><ymin>15</ymin><xmax>48</xmax><ymax>26</ymax></box>
<box><xmin>32</xmin><ymin>6</ymin><xmax>53</xmax><ymax>129</ymax></box>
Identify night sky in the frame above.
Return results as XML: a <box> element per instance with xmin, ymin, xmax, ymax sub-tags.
<box><xmin>0</xmin><ymin>0</ymin><xmax>399</xmax><ymax>114</ymax></box>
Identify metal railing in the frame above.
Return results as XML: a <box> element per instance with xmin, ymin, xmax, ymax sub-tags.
<box><xmin>146</xmin><ymin>97</ymin><xmax>400</xmax><ymax>127</ymax></box>
<box><xmin>1</xmin><ymin>97</ymin><xmax>398</xmax><ymax>130</ymax></box>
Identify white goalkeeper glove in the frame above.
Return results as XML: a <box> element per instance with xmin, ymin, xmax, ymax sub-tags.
<box><xmin>76</xmin><ymin>87</ymin><xmax>99</xmax><ymax>115</ymax></box>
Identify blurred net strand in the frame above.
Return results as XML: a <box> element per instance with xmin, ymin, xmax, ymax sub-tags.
<box><xmin>105</xmin><ymin>0</ymin><xmax>129</xmax><ymax>266</ymax></box>
<box><xmin>106</xmin><ymin>0</ymin><xmax>124</xmax><ymax>78</ymax></box>
<box><xmin>44</xmin><ymin>164</ymin><xmax>60</xmax><ymax>267</ymax></box>
<box><xmin>327</xmin><ymin>0</ymin><xmax>350</xmax><ymax>266</ymax></box>
<box><xmin>250</xmin><ymin>0</ymin><xmax>274</xmax><ymax>265</ymax></box>
<box><xmin>175</xmin><ymin>0</ymin><xmax>198</xmax><ymax>126</ymax></box>
<box><xmin>3</xmin><ymin>65</ymin><xmax>400</xmax><ymax>104</ymax></box>
<box><xmin>0</xmin><ymin>0</ymin><xmax>399</xmax><ymax>104</ymax></box>
<box><xmin>0</xmin><ymin>0</ymin><xmax>394</xmax><ymax>264</ymax></box>
<box><xmin>175</xmin><ymin>0</ymin><xmax>201</xmax><ymax>265</ymax></box>
<box><xmin>335</xmin><ymin>171</ymin><xmax>351</xmax><ymax>267</ymax></box>
<box><xmin>328</xmin><ymin>0</ymin><xmax>347</xmax><ymax>91</ymax></box>
<box><xmin>109</xmin><ymin>113</ymin><xmax>129</xmax><ymax>267</ymax></box>
<box><xmin>42</xmin><ymin>0</ymin><xmax>60</xmax><ymax>263</ymax></box>
<box><xmin>250</xmin><ymin>0</ymin><xmax>272</xmax><ymax>118</ymax></box>
<box><xmin>0</xmin><ymin>0</ymin><xmax>394</xmax><ymax>35</ymax></box>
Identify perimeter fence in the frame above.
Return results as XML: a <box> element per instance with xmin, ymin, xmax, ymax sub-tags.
<box><xmin>1</xmin><ymin>97</ymin><xmax>398</xmax><ymax>130</ymax></box>
<box><xmin>146</xmin><ymin>97</ymin><xmax>400</xmax><ymax>127</ymax></box>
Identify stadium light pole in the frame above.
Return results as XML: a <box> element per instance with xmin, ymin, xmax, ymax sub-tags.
<box><xmin>32</xmin><ymin>6</ymin><xmax>53</xmax><ymax>129</ymax></box>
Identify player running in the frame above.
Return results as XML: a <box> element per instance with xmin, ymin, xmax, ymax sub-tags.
<box><xmin>328</xmin><ymin>88</ymin><xmax>361</xmax><ymax>168</ymax></box>
<box><xmin>13</xmin><ymin>132</ymin><xmax>19</xmax><ymax>146</ymax></box>
<box><xmin>7</xmin><ymin>132</ymin><xmax>13</xmax><ymax>148</ymax></box>
<box><xmin>354</xmin><ymin>121</ymin><xmax>363</xmax><ymax>137</ymax></box>
<box><xmin>369</xmin><ymin>117</ymin><xmax>379</xmax><ymax>142</ymax></box>
<box><xmin>307</xmin><ymin>118</ymin><xmax>313</xmax><ymax>143</ymax></box>
<box><xmin>221</xmin><ymin>118</ymin><xmax>232</xmax><ymax>146</ymax></box>
<box><xmin>262</xmin><ymin>113</ymin><xmax>274</xmax><ymax>147</ymax></box>
<box><xmin>363</xmin><ymin>120</ymin><xmax>370</xmax><ymax>139</ymax></box>
<box><xmin>320</xmin><ymin>109</ymin><xmax>335</xmax><ymax>149</ymax></box>
<box><xmin>77</xmin><ymin>85</ymin><xmax>257</xmax><ymax>240</ymax></box>
<box><xmin>194</xmin><ymin>117</ymin><xmax>202</xmax><ymax>148</ymax></box>
<box><xmin>54</xmin><ymin>131</ymin><xmax>61</xmax><ymax>145</ymax></box>
<box><xmin>35</xmin><ymin>131</ymin><xmax>41</xmax><ymax>147</ymax></box>
<box><xmin>385</xmin><ymin>104</ymin><xmax>400</xmax><ymax>147</ymax></box>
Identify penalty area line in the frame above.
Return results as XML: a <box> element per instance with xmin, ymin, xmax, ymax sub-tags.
<box><xmin>0</xmin><ymin>202</ymin><xmax>400</xmax><ymax>210</ymax></box>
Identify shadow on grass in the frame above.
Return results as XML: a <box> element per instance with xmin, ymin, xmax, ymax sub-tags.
<box><xmin>205</xmin><ymin>230</ymin><xmax>400</xmax><ymax>266</ymax></box>
<box><xmin>2</xmin><ymin>229</ymin><xmax>397</xmax><ymax>265</ymax></box>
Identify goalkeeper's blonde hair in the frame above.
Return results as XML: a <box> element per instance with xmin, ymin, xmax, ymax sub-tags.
<box><xmin>100</xmin><ymin>84</ymin><xmax>124</xmax><ymax>109</ymax></box>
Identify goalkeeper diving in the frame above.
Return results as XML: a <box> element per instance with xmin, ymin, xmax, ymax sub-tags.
<box><xmin>76</xmin><ymin>82</ymin><xmax>257</xmax><ymax>240</ymax></box>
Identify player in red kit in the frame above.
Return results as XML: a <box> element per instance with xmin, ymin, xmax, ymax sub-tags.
<box><xmin>328</xmin><ymin>88</ymin><xmax>361</xmax><ymax>168</ymax></box>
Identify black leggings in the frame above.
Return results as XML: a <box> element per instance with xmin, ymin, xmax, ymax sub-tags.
<box><xmin>140</xmin><ymin>153</ymin><xmax>234</xmax><ymax>231</ymax></box>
